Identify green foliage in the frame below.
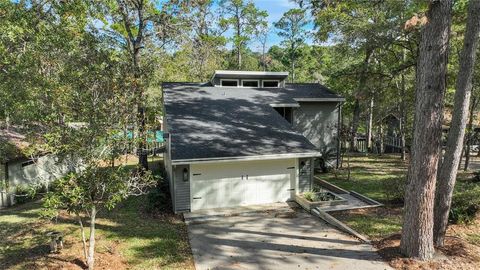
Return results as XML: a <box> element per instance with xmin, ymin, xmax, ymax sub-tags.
<box><xmin>318</xmin><ymin>146</ymin><xmax>337</xmax><ymax>173</ymax></box>
<box><xmin>220</xmin><ymin>0</ymin><xmax>268</xmax><ymax>69</ymax></box>
<box><xmin>450</xmin><ymin>183</ymin><xmax>480</xmax><ymax>224</ymax></box>
<box><xmin>43</xmin><ymin>166</ymin><xmax>156</xmax><ymax>218</ymax></box>
<box><xmin>381</xmin><ymin>176</ymin><xmax>406</xmax><ymax>204</ymax></box>
<box><xmin>13</xmin><ymin>185</ymin><xmax>37</xmax><ymax>204</ymax></box>
<box><xmin>303</xmin><ymin>191</ymin><xmax>316</xmax><ymax>202</ymax></box>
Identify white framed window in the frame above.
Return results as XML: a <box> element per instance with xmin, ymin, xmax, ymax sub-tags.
<box><xmin>241</xmin><ymin>80</ymin><xmax>259</xmax><ymax>87</ymax></box>
<box><xmin>220</xmin><ymin>79</ymin><xmax>239</xmax><ymax>87</ymax></box>
<box><xmin>262</xmin><ymin>80</ymin><xmax>280</xmax><ymax>88</ymax></box>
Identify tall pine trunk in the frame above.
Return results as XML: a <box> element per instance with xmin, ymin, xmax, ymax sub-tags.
<box><xmin>433</xmin><ymin>0</ymin><xmax>480</xmax><ymax>247</ymax></box>
<box><xmin>400</xmin><ymin>0</ymin><xmax>452</xmax><ymax>260</ymax></box>
<box><xmin>400</xmin><ymin>50</ymin><xmax>407</xmax><ymax>160</ymax></box>
<box><xmin>465</xmin><ymin>96</ymin><xmax>477</xmax><ymax>171</ymax></box>
<box><xmin>366</xmin><ymin>95</ymin><xmax>374</xmax><ymax>152</ymax></box>
<box><xmin>350</xmin><ymin>48</ymin><xmax>372</xmax><ymax>151</ymax></box>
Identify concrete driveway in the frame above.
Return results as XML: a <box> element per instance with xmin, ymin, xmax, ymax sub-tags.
<box><xmin>186</xmin><ymin>207</ymin><xmax>392</xmax><ymax>270</ymax></box>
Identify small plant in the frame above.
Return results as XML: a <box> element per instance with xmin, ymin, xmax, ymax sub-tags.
<box><xmin>303</xmin><ymin>191</ymin><xmax>316</xmax><ymax>202</ymax></box>
<box><xmin>318</xmin><ymin>146</ymin><xmax>337</xmax><ymax>173</ymax></box>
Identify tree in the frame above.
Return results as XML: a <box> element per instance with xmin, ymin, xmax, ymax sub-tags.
<box><xmin>220</xmin><ymin>0</ymin><xmax>267</xmax><ymax>69</ymax></box>
<box><xmin>298</xmin><ymin>0</ymin><xmax>420</xmax><ymax>152</ymax></box>
<box><xmin>274</xmin><ymin>8</ymin><xmax>309</xmax><ymax>83</ymax></box>
<box><xmin>433</xmin><ymin>0</ymin><xmax>480</xmax><ymax>247</ymax></box>
<box><xmin>186</xmin><ymin>0</ymin><xmax>227</xmax><ymax>81</ymax></box>
<box><xmin>109</xmin><ymin>0</ymin><xmax>188</xmax><ymax>170</ymax></box>
<box><xmin>400</xmin><ymin>0</ymin><xmax>452</xmax><ymax>260</ymax></box>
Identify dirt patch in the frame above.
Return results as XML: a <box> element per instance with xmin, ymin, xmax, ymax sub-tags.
<box><xmin>374</xmin><ymin>234</ymin><xmax>480</xmax><ymax>270</ymax></box>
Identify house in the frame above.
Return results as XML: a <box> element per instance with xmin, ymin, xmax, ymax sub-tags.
<box><xmin>1</xmin><ymin>127</ymin><xmax>72</xmax><ymax>208</ymax></box>
<box><xmin>162</xmin><ymin>70</ymin><xmax>344</xmax><ymax>212</ymax></box>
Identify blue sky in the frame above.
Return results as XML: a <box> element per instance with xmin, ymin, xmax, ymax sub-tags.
<box><xmin>226</xmin><ymin>0</ymin><xmax>315</xmax><ymax>51</ymax></box>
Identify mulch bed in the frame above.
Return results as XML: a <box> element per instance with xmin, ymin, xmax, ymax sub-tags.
<box><xmin>374</xmin><ymin>234</ymin><xmax>480</xmax><ymax>270</ymax></box>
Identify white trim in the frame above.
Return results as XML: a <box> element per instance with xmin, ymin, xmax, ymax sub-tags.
<box><xmin>171</xmin><ymin>152</ymin><xmax>322</xmax><ymax>165</ymax></box>
<box><xmin>269</xmin><ymin>103</ymin><xmax>300</xmax><ymax>108</ymax></box>
<box><xmin>262</xmin><ymin>80</ymin><xmax>280</xmax><ymax>88</ymax></box>
<box><xmin>241</xmin><ymin>79</ymin><xmax>260</xmax><ymax>88</ymax></box>
<box><xmin>294</xmin><ymin>98</ymin><xmax>346</xmax><ymax>102</ymax></box>
<box><xmin>214</xmin><ymin>70</ymin><xmax>289</xmax><ymax>76</ymax></box>
<box><xmin>219</xmin><ymin>79</ymin><xmax>239</xmax><ymax>87</ymax></box>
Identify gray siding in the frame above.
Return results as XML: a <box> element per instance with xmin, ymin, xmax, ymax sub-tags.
<box><xmin>293</xmin><ymin>102</ymin><xmax>340</xmax><ymax>151</ymax></box>
<box><xmin>298</xmin><ymin>158</ymin><xmax>313</xmax><ymax>193</ymax></box>
<box><xmin>8</xmin><ymin>155</ymin><xmax>72</xmax><ymax>187</ymax></box>
<box><xmin>173</xmin><ymin>164</ymin><xmax>190</xmax><ymax>212</ymax></box>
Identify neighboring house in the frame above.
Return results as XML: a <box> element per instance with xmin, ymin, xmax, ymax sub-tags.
<box><xmin>0</xmin><ymin>128</ymin><xmax>72</xmax><ymax>208</ymax></box>
<box><xmin>162</xmin><ymin>70</ymin><xmax>344</xmax><ymax>212</ymax></box>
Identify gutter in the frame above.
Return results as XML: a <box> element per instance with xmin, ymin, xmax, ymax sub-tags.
<box><xmin>171</xmin><ymin>152</ymin><xmax>322</xmax><ymax>165</ymax></box>
<box><xmin>294</xmin><ymin>98</ymin><xmax>346</xmax><ymax>102</ymax></box>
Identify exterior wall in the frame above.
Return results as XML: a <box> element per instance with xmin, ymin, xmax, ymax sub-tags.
<box><xmin>8</xmin><ymin>155</ymin><xmax>72</xmax><ymax>187</ymax></box>
<box><xmin>293</xmin><ymin>102</ymin><xmax>340</xmax><ymax>152</ymax></box>
<box><xmin>163</xmin><ymin>117</ymin><xmax>174</xmax><ymax>203</ymax></box>
<box><xmin>173</xmin><ymin>164</ymin><xmax>190</xmax><ymax>212</ymax></box>
<box><xmin>298</xmin><ymin>158</ymin><xmax>313</xmax><ymax>193</ymax></box>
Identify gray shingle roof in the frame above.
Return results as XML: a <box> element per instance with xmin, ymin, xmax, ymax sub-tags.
<box><xmin>163</xmin><ymin>82</ymin><xmax>343</xmax><ymax>162</ymax></box>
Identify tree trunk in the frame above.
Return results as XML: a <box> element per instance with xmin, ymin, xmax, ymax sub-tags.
<box><xmin>132</xmin><ymin>34</ymin><xmax>148</xmax><ymax>171</ymax></box>
<box><xmin>400</xmin><ymin>0</ymin><xmax>452</xmax><ymax>260</ymax></box>
<box><xmin>235</xmin><ymin>6</ymin><xmax>242</xmax><ymax>70</ymax></box>
<box><xmin>77</xmin><ymin>214</ymin><xmax>88</xmax><ymax>262</ymax></box>
<box><xmin>465</xmin><ymin>96</ymin><xmax>477</xmax><ymax>171</ymax></box>
<box><xmin>87</xmin><ymin>206</ymin><xmax>97</xmax><ymax>270</ymax></box>
<box><xmin>379</xmin><ymin>123</ymin><xmax>384</xmax><ymax>156</ymax></box>
<box><xmin>366</xmin><ymin>96</ymin><xmax>374</xmax><ymax>152</ymax></box>
<box><xmin>350</xmin><ymin>47</ymin><xmax>372</xmax><ymax>151</ymax></box>
<box><xmin>433</xmin><ymin>0</ymin><xmax>480</xmax><ymax>247</ymax></box>
<box><xmin>350</xmin><ymin>99</ymin><xmax>360</xmax><ymax>151</ymax></box>
<box><xmin>400</xmin><ymin>50</ymin><xmax>407</xmax><ymax>160</ymax></box>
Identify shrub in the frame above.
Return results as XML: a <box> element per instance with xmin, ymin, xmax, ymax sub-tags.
<box><xmin>14</xmin><ymin>185</ymin><xmax>37</xmax><ymax>204</ymax></box>
<box><xmin>450</xmin><ymin>184</ymin><xmax>480</xmax><ymax>224</ymax></box>
<box><xmin>382</xmin><ymin>176</ymin><xmax>406</xmax><ymax>204</ymax></box>
<box><xmin>145</xmin><ymin>175</ymin><xmax>172</xmax><ymax>214</ymax></box>
<box><xmin>472</xmin><ymin>171</ymin><xmax>480</xmax><ymax>183</ymax></box>
<box><xmin>317</xmin><ymin>146</ymin><xmax>337</xmax><ymax>173</ymax></box>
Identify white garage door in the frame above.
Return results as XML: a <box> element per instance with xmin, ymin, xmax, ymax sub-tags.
<box><xmin>190</xmin><ymin>159</ymin><xmax>296</xmax><ymax>211</ymax></box>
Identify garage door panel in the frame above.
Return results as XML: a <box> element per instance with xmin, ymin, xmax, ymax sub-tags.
<box><xmin>190</xmin><ymin>159</ymin><xmax>296</xmax><ymax>211</ymax></box>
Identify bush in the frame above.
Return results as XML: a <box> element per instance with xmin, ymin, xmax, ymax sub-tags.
<box><xmin>471</xmin><ymin>171</ymin><xmax>480</xmax><ymax>183</ymax></box>
<box><xmin>450</xmin><ymin>184</ymin><xmax>480</xmax><ymax>224</ymax></box>
<box><xmin>317</xmin><ymin>146</ymin><xmax>337</xmax><ymax>173</ymax></box>
<box><xmin>382</xmin><ymin>176</ymin><xmax>406</xmax><ymax>204</ymax></box>
<box><xmin>145</xmin><ymin>175</ymin><xmax>172</xmax><ymax>214</ymax></box>
<box><xmin>14</xmin><ymin>185</ymin><xmax>37</xmax><ymax>204</ymax></box>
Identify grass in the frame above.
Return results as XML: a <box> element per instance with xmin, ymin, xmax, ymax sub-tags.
<box><xmin>0</xmin><ymin>158</ymin><xmax>194</xmax><ymax>270</ymax></box>
<box><xmin>318</xmin><ymin>153</ymin><xmax>480</xmax><ymax>242</ymax></box>
<box><xmin>318</xmin><ymin>154</ymin><xmax>408</xmax><ymax>202</ymax></box>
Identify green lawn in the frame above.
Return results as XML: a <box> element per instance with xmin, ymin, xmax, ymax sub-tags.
<box><xmin>0</xmin><ymin>196</ymin><xmax>193</xmax><ymax>270</ymax></box>
<box><xmin>0</xmin><ymin>158</ymin><xmax>194</xmax><ymax>270</ymax></box>
<box><xmin>317</xmin><ymin>153</ymin><xmax>480</xmax><ymax>243</ymax></box>
<box><xmin>317</xmin><ymin>154</ymin><xmax>408</xmax><ymax>203</ymax></box>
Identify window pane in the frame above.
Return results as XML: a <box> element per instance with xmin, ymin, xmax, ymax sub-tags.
<box><xmin>242</xmin><ymin>80</ymin><xmax>258</xmax><ymax>87</ymax></box>
<box><xmin>221</xmin><ymin>80</ymin><xmax>238</xmax><ymax>87</ymax></box>
<box><xmin>263</xmin><ymin>81</ymin><xmax>279</xmax><ymax>87</ymax></box>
